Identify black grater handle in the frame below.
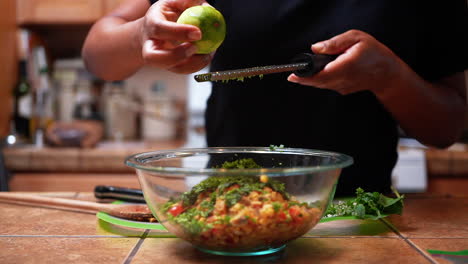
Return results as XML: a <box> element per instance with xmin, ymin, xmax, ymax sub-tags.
<box><xmin>291</xmin><ymin>53</ymin><xmax>337</xmax><ymax>77</ymax></box>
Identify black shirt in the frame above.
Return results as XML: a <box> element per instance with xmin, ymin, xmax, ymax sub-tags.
<box><xmin>149</xmin><ymin>0</ymin><xmax>467</xmax><ymax>196</ymax></box>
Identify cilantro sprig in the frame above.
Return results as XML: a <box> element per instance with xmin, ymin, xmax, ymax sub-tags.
<box><xmin>325</xmin><ymin>187</ymin><xmax>404</xmax><ymax>220</ymax></box>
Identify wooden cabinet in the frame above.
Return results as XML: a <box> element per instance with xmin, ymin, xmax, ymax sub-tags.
<box><xmin>17</xmin><ymin>0</ymin><xmax>125</xmax><ymax>25</ymax></box>
<box><xmin>0</xmin><ymin>0</ymin><xmax>17</xmax><ymax>138</ymax></box>
<box><xmin>14</xmin><ymin>0</ymin><xmax>128</xmax><ymax>61</ymax></box>
<box><xmin>17</xmin><ymin>0</ymin><xmax>103</xmax><ymax>24</ymax></box>
<box><xmin>0</xmin><ymin>0</ymin><xmax>127</xmax><ymax>138</ymax></box>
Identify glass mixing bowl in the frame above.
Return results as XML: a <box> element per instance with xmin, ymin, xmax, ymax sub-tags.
<box><xmin>126</xmin><ymin>147</ymin><xmax>353</xmax><ymax>256</ymax></box>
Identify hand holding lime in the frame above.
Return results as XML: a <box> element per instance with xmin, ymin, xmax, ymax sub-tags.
<box><xmin>177</xmin><ymin>5</ymin><xmax>226</xmax><ymax>54</ymax></box>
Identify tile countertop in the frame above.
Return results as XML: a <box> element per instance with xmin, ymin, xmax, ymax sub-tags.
<box><xmin>0</xmin><ymin>192</ymin><xmax>467</xmax><ymax>263</ymax></box>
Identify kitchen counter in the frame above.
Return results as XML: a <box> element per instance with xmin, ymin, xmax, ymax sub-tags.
<box><xmin>5</xmin><ymin>141</ymin><xmax>468</xmax><ymax>192</ymax></box>
<box><xmin>1</xmin><ymin>191</ymin><xmax>467</xmax><ymax>263</ymax></box>
<box><xmin>2</xmin><ymin>140</ymin><xmax>185</xmax><ymax>173</ymax></box>
<box><xmin>3</xmin><ymin>142</ymin><xmax>468</xmax><ymax>177</ymax></box>
<box><xmin>2</xmin><ymin>140</ymin><xmax>185</xmax><ymax>192</ymax></box>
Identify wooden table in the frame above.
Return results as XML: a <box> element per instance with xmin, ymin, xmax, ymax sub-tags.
<box><xmin>0</xmin><ymin>192</ymin><xmax>467</xmax><ymax>263</ymax></box>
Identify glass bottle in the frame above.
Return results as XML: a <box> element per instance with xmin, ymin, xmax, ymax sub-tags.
<box><xmin>30</xmin><ymin>46</ymin><xmax>54</xmax><ymax>147</ymax></box>
<box><xmin>103</xmin><ymin>81</ymin><xmax>136</xmax><ymax>141</ymax></box>
<box><xmin>8</xmin><ymin>60</ymin><xmax>32</xmax><ymax>145</ymax></box>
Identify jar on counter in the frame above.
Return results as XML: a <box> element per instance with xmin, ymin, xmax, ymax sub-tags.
<box><xmin>141</xmin><ymin>95</ymin><xmax>177</xmax><ymax>141</ymax></box>
<box><xmin>102</xmin><ymin>81</ymin><xmax>137</xmax><ymax>141</ymax></box>
<box><xmin>139</xmin><ymin>81</ymin><xmax>178</xmax><ymax>141</ymax></box>
<box><xmin>53</xmin><ymin>59</ymin><xmax>80</xmax><ymax>123</ymax></box>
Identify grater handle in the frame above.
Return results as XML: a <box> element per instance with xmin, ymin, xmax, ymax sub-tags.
<box><xmin>292</xmin><ymin>53</ymin><xmax>337</xmax><ymax>77</ymax></box>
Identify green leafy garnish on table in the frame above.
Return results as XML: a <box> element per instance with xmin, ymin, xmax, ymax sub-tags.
<box><xmin>324</xmin><ymin>187</ymin><xmax>404</xmax><ymax>220</ymax></box>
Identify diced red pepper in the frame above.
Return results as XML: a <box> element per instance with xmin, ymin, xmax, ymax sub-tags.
<box><xmin>168</xmin><ymin>204</ymin><xmax>184</xmax><ymax>217</ymax></box>
<box><xmin>278</xmin><ymin>212</ymin><xmax>287</xmax><ymax>221</ymax></box>
<box><xmin>252</xmin><ymin>203</ymin><xmax>262</xmax><ymax>209</ymax></box>
<box><xmin>289</xmin><ymin>207</ymin><xmax>303</xmax><ymax>223</ymax></box>
<box><xmin>211</xmin><ymin>227</ymin><xmax>220</xmax><ymax>236</ymax></box>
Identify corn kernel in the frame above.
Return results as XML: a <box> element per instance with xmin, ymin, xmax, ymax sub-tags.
<box><xmin>260</xmin><ymin>175</ymin><xmax>268</xmax><ymax>183</ymax></box>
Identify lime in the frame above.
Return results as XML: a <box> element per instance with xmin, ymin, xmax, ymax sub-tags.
<box><xmin>177</xmin><ymin>5</ymin><xmax>226</xmax><ymax>54</ymax></box>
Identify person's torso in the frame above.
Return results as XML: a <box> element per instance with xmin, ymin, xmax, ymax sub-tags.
<box><xmin>201</xmin><ymin>0</ymin><xmax>468</xmax><ymax>195</ymax></box>
<box><xmin>203</xmin><ymin>0</ymin><xmax>424</xmax><ymax>195</ymax></box>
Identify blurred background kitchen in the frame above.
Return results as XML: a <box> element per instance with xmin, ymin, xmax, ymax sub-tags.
<box><xmin>0</xmin><ymin>0</ymin><xmax>467</xmax><ymax>195</ymax></box>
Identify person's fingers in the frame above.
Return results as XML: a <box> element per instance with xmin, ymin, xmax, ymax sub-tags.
<box><xmin>153</xmin><ymin>0</ymin><xmax>209</xmax><ymax>21</ymax></box>
<box><xmin>142</xmin><ymin>40</ymin><xmax>198</xmax><ymax>69</ymax></box>
<box><xmin>287</xmin><ymin>74</ymin><xmax>302</xmax><ymax>84</ymax></box>
<box><xmin>147</xmin><ymin>0</ymin><xmax>211</xmax><ymax>41</ymax></box>
<box><xmin>164</xmin><ymin>0</ymin><xmax>207</xmax><ymax>11</ymax></box>
<box><xmin>168</xmin><ymin>53</ymin><xmax>213</xmax><ymax>74</ymax></box>
<box><xmin>152</xmin><ymin>39</ymin><xmax>181</xmax><ymax>50</ymax></box>
<box><xmin>312</xmin><ymin>29</ymin><xmax>363</xmax><ymax>55</ymax></box>
<box><xmin>287</xmin><ymin>71</ymin><xmax>339</xmax><ymax>88</ymax></box>
<box><xmin>287</xmin><ymin>51</ymin><xmax>354</xmax><ymax>88</ymax></box>
<box><xmin>146</xmin><ymin>20</ymin><xmax>201</xmax><ymax>42</ymax></box>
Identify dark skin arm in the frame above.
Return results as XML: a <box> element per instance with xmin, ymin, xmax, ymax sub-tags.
<box><xmin>288</xmin><ymin>30</ymin><xmax>467</xmax><ymax>148</ymax></box>
<box><xmin>82</xmin><ymin>0</ymin><xmax>212</xmax><ymax>81</ymax></box>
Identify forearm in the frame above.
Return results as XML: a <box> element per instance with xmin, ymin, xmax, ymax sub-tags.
<box><xmin>376</xmin><ymin>60</ymin><xmax>466</xmax><ymax>148</ymax></box>
<box><xmin>82</xmin><ymin>16</ymin><xmax>144</xmax><ymax>81</ymax></box>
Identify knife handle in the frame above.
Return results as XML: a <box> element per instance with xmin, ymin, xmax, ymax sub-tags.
<box><xmin>94</xmin><ymin>185</ymin><xmax>145</xmax><ymax>203</ymax></box>
<box><xmin>291</xmin><ymin>53</ymin><xmax>337</xmax><ymax>77</ymax></box>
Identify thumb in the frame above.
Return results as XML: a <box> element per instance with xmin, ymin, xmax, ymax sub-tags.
<box><xmin>312</xmin><ymin>30</ymin><xmax>361</xmax><ymax>54</ymax></box>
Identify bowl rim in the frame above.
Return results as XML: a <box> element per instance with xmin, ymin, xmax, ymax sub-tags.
<box><xmin>125</xmin><ymin>147</ymin><xmax>353</xmax><ymax>177</ymax></box>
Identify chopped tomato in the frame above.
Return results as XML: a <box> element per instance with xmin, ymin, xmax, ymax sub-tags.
<box><xmin>289</xmin><ymin>207</ymin><xmax>303</xmax><ymax>223</ymax></box>
<box><xmin>168</xmin><ymin>204</ymin><xmax>184</xmax><ymax>217</ymax></box>
<box><xmin>277</xmin><ymin>211</ymin><xmax>287</xmax><ymax>221</ymax></box>
<box><xmin>226</xmin><ymin>184</ymin><xmax>240</xmax><ymax>192</ymax></box>
<box><xmin>252</xmin><ymin>203</ymin><xmax>262</xmax><ymax>209</ymax></box>
<box><xmin>211</xmin><ymin>228</ymin><xmax>220</xmax><ymax>235</ymax></box>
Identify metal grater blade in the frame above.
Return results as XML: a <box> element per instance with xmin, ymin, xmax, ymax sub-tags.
<box><xmin>194</xmin><ymin>62</ymin><xmax>309</xmax><ymax>82</ymax></box>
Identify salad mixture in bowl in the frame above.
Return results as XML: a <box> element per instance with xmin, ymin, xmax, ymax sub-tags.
<box><xmin>126</xmin><ymin>147</ymin><xmax>353</xmax><ymax>256</ymax></box>
<box><xmin>163</xmin><ymin>173</ymin><xmax>322</xmax><ymax>251</ymax></box>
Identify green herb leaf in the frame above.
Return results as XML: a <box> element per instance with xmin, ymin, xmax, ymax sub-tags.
<box><xmin>325</xmin><ymin>187</ymin><xmax>404</xmax><ymax>220</ymax></box>
<box><xmin>272</xmin><ymin>202</ymin><xmax>282</xmax><ymax>212</ymax></box>
<box><xmin>269</xmin><ymin>144</ymin><xmax>285</xmax><ymax>151</ymax></box>
<box><xmin>355</xmin><ymin>204</ymin><xmax>365</xmax><ymax>218</ymax></box>
<box><xmin>217</xmin><ymin>158</ymin><xmax>262</xmax><ymax>169</ymax></box>
<box><xmin>168</xmin><ymin>208</ymin><xmax>211</xmax><ymax>235</ymax></box>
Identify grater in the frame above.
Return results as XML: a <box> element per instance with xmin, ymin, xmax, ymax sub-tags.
<box><xmin>194</xmin><ymin>53</ymin><xmax>337</xmax><ymax>82</ymax></box>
